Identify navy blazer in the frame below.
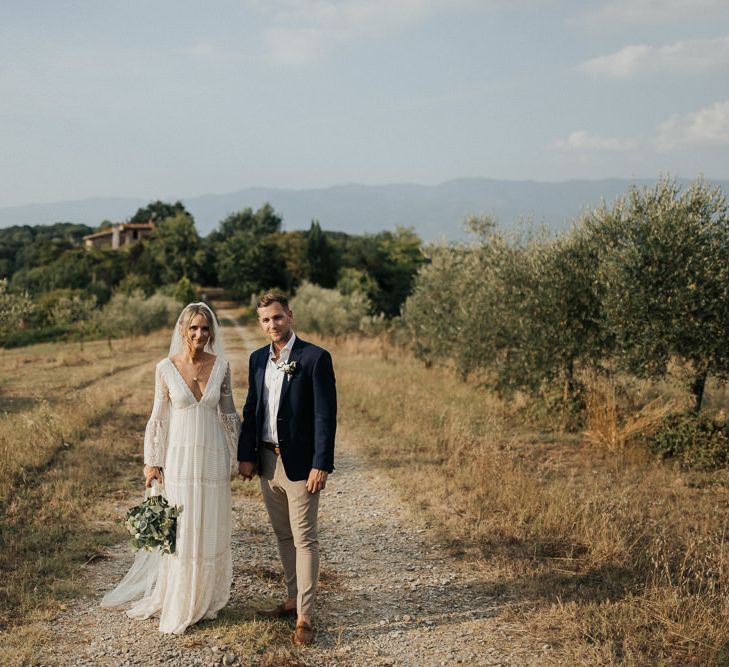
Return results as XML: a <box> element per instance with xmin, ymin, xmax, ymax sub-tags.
<box><xmin>237</xmin><ymin>336</ymin><xmax>337</xmax><ymax>481</ymax></box>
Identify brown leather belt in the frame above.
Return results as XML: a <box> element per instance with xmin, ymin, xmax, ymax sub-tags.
<box><xmin>262</xmin><ymin>442</ymin><xmax>280</xmax><ymax>456</ymax></box>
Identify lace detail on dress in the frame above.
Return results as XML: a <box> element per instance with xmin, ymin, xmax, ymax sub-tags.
<box><xmin>155</xmin><ymin>370</ymin><xmax>168</xmax><ymax>400</ymax></box>
<box><xmin>218</xmin><ymin>362</ymin><xmax>241</xmax><ymax>471</ymax></box>
<box><xmin>144</xmin><ymin>362</ymin><xmax>170</xmax><ymax>467</ymax></box>
<box><xmin>219</xmin><ymin>412</ymin><xmax>241</xmax><ymax>467</ymax></box>
<box><xmin>144</xmin><ymin>419</ymin><xmax>170</xmax><ymax>467</ymax></box>
<box><xmin>220</xmin><ymin>363</ymin><xmax>233</xmax><ymax>397</ymax></box>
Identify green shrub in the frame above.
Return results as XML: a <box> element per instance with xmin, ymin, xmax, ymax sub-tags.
<box><xmin>49</xmin><ymin>295</ymin><xmax>97</xmax><ymax>327</ymax></box>
<box><xmin>1</xmin><ymin>292</ymin><xmax>181</xmax><ymax>348</ymax></box>
<box><xmin>646</xmin><ymin>412</ymin><xmax>729</xmax><ymax>470</ymax></box>
<box><xmin>0</xmin><ymin>324</ymin><xmax>73</xmax><ymax>348</ymax></box>
<box><xmin>94</xmin><ymin>291</ymin><xmax>180</xmax><ymax>338</ymax></box>
<box><xmin>0</xmin><ymin>279</ymin><xmax>35</xmax><ymax>335</ymax></box>
<box><xmin>290</xmin><ymin>282</ymin><xmax>371</xmax><ymax>337</ymax></box>
<box><xmin>158</xmin><ymin>276</ymin><xmax>198</xmax><ymax>305</ymax></box>
<box><xmin>85</xmin><ymin>280</ymin><xmax>112</xmax><ymax>306</ymax></box>
<box><xmin>116</xmin><ymin>273</ymin><xmax>155</xmax><ymax>297</ymax></box>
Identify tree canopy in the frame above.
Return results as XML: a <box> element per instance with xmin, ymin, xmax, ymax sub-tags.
<box><xmin>1</xmin><ymin>199</ymin><xmax>425</xmax><ymax>344</ymax></box>
<box><xmin>404</xmin><ymin>178</ymin><xmax>729</xmax><ymax>415</ymax></box>
<box><xmin>129</xmin><ymin>200</ymin><xmax>190</xmax><ymax>225</ymax></box>
<box><xmin>586</xmin><ymin>178</ymin><xmax>729</xmax><ymax>411</ymax></box>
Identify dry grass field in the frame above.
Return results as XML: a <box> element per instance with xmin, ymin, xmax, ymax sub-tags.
<box><xmin>0</xmin><ymin>333</ymin><xmax>171</xmax><ymax>662</ymax></box>
<box><xmin>2</xmin><ymin>325</ymin><xmax>729</xmax><ymax>665</ymax></box>
<box><xmin>316</xmin><ymin>334</ymin><xmax>729</xmax><ymax>665</ymax></box>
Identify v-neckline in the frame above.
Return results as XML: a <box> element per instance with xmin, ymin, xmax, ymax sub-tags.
<box><xmin>168</xmin><ymin>356</ymin><xmax>220</xmax><ymax>404</ymax></box>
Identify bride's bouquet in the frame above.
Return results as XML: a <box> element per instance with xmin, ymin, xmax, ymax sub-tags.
<box><xmin>125</xmin><ymin>485</ymin><xmax>183</xmax><ymax>555</ymax></box>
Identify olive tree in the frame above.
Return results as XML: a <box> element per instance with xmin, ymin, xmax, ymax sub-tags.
<box><xmin>587</xmin><ymin>178</ymin><xmax>729</xmax><ymax>412</ymax></box>
<box><xmin>405</xmin><ymin>214</ymin><xmax>606</xmax><ymax>413</ymax></box>
<box><xmin>404</xmin><ymin>217</ymin><xmax>522</xmax><ymax>380</ymax></box>
<box><xmin>482</xmin><ymin>227</ymin><xmax>605</xmax><ymax>403</ymax></box>
<box><xmin>402</xmin><ymin>242</ymin><xmax>476</xmax><ymax>374</ymax></box>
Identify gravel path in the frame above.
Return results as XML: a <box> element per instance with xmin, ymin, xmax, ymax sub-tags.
<box><xmin>36</xmin><ymin>323</ymin><xmax>544</xmax><ymax>666</ymax></box>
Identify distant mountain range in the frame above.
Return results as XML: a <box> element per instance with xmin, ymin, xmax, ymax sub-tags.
<box><xmin>1</xmin><ymin>178</ymin><xmax>727</xmax><ymax>240</ymax></box>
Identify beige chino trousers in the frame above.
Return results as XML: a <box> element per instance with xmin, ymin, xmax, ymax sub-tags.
<box><xmin>259</xmin><ymin>447</ymin><xmax>320</xmax><ymax>617</ymax></box>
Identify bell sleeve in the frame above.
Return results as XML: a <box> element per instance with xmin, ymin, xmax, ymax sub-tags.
<box><xmin>218</xmin><ymin>361</ymin><xmax>241</xmax><ymax>472</ymax></box>
<box><xmin>143</xmin><ymin>361</ymin><xmax>170</xmax><ymax>468</ymax></box>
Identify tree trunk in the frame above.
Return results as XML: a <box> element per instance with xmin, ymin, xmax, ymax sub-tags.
<box><xmin>691</xmin><ymin>366</ymin><xmax>708</xmax><ymax>413</ymax></box>
<box><xmin>564</xmin><ymin>360</ymin><xmax>576</xmax><ymax>402</ymax></box>
<box><xmin>560</xmin><ymin>360</ymin><xmax>577</xmax><ymax>431</ymax></box>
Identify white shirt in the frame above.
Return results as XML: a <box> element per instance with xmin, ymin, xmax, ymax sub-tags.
<box><xmin>261</xmin><ymin>332</ymin><xmax>297</xmax><ymax>444</ymax></box>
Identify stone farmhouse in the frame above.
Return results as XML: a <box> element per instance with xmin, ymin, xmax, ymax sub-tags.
<box><xmin>82</xmin><ymin>222</ymin><xmax>155</xmax><ymax>250</ymax></box>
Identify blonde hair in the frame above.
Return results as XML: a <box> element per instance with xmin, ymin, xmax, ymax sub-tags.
<box><xmin>178</xmin><ymin>303</ymin><xmax>216</xmax><ymax>347</ymax></box>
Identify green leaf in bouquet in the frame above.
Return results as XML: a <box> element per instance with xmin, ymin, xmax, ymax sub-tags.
<box><xmin>124</xmin><ymin>491</ymin><xmax>184</xmax><ymax>554</ymax></box>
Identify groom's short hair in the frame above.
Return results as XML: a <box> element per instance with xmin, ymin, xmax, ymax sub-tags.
<box><xmin>257</xmin><ymin>292</ymin><xmax>289</xmax><ymax>311</ymax></box>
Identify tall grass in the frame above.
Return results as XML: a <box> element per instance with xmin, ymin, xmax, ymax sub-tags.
<box><xmin>582</xmin><ymin>372</ymin><xmax>682</xmax><ymax>454</ymax></box>
<box><xmin>315</xmin><ymin>333</ymin><xmax>729</xmax><ymax>665</ymax></box>
<box><xmin>0</xmin><ymin>332</ymin><xmax>169</xmax><ymax>643</ymax></box>
<box><xmin>0</xmin><ymin>335</ymin><xmax>170</xmax><ymax>504</ymax></box>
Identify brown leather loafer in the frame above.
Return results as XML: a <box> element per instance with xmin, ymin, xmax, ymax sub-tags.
<box><xmin>292</xmin><ymin>621</ymin><xmax>315</xmax><ymax>645</ymax></box>
<box><xmin>255</xmin><ymin>602</ymin><xmax>297</xmax><ymax>618</ymax></box>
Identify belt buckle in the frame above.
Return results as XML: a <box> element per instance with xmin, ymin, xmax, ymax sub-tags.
<box><xmin>264</xmin><ymin>442</ymin><xmax>280</xmax><ymax>456</ymax></box>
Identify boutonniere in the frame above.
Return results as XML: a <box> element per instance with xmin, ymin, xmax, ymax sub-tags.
<box><xmin>277</xmin><ymin>360</ymin><xmax>298</xmax><ymax>381</ymax></box>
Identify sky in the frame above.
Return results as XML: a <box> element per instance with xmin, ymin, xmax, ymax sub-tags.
<box><xmin>1</xmin><ymin>0</ymin><xmax>728</xmax><ymax>208</ymax></box>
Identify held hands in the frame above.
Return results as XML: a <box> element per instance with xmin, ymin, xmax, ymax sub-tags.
<box><xmin>236</xmin><ymin>460</ymin><xmax>327</xmax><ymax>491</ymax></box>
<box><xmin>306</xmin><ymin>468</ymin><xmax>328</xmax><ymax>494</ymax></box>
<box><xmin>144</xmin><ymin>465</ymin><xmax>163</xmax><ymax>488</ymax></box>
<box><xmin>238</xmin><ymin>461</ymin><xmax>256</xmax><ymax>481</ymax></box>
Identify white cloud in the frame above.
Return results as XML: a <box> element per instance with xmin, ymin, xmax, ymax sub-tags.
<box><xmin>263</xmin><ymin>0</ymin><xmax>439</xmax><ymax>29</ymax></box>
<box><xmin>264</xmin><ymin>26</ymin><xmax>333</xmax><ymax>66</ymax></box>
<box><xmin>552</xmin><ymin>130</ymin><xmax>637</xmax><ymax>152</ymax></box>
<box><xmin>656</xmin><ymin>100</ymin><xmax>729</xmax><ymax>150</ymax></box>
<box><xmin>580</xmin><ymin>45</ymin><xmax>650</xmax><ymax>79</ymax></box>
<box><xmin>183</xmin><ymin>41</ymin><xmax>232</xmax><ymax>63</ymax></box>
<box><xmin>246</xmin><ymin>0</ymin><xmax>483</xmax><ymax>65</ymax></box>
<box><xmin>581</xmin><ymin>0</ymin><xmax>729</xmax><ymax>25</ymax></box>
<box><xmin>580</xmin><ymin>34</ymin><xmax>729</xmax><ymax>78</ymax></box>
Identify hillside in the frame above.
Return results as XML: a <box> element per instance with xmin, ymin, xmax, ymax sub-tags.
<box><xmin>1</xmin><ymin>177</ymin><xmax>728</xmax><ymax>240</ymax></box>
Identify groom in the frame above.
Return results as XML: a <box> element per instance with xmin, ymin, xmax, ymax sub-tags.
<box><xmin>237</xmin><ymin>292</ymin><xmax>336</xmax><ymax>646</ymax></box>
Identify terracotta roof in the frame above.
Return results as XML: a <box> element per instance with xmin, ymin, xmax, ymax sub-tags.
<box><xmin>83</xmin><ymin>222</ymin><xmax>154</xmax><ymax>241</ymax></box>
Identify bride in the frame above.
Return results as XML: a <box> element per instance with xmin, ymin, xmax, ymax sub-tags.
<box><xmin>101</xmin><ymin>302</ymin><xmax>241</xmax><ymax>634</ymax></box>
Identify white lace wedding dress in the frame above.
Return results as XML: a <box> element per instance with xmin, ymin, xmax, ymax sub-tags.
<box><xmin>102</xmin><ymin>354</ymin><xmax>240</xmax><ymax>635</ymax></box>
